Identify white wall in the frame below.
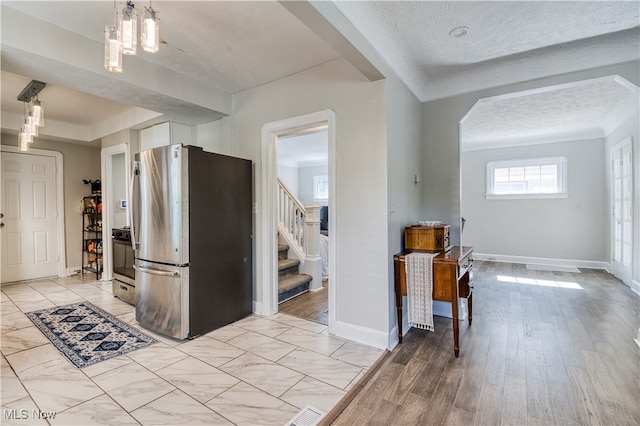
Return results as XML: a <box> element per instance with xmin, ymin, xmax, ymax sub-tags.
<box><xmin>102</xmin><ymin>129</ymin><xmax>138</xmax><ymax>162</ymax></box>
<box><xmin>462</xmin><ymin>138</ymin><xmax>607</xmax><ymax>263</ymax></box>
<box><xmin>298</xmin><ymin>165</ymin><xmax>328</xmax><ymax>206</ymax></box>
<box><xmin>385</xmin><ymin>75</ymin><xmax>423</xmax><ymax>343</ymax></box>
<box><xmin>422</xmin><ymin>61</ymin><xmax>640</xmax><ymax>248</ymax></box>
<box><xmin>232</xmin><ymin>59</ymin><xmax>391</xmax><ymax>344</ymax></box>
<box><xmin>605</xmin><ymin>113</ymin><xmax>640</xmax><ymax>290</ymax></box>
<box><xmin>277</xmin><ymin>164</ymin><xmax>299</xmax><ymax>196</ymax></box>
<box><xmin>196</xmin><ymin>117</ymin><xmax>233</xmax><ymax>155</ymax></box>
<box><xmin>276</xmin><ymin>163</ymin><xmax>330</xmax><ymax>208</ymax></box>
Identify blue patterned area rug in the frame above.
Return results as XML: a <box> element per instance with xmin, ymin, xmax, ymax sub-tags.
<box><xmin>26</xmin><ymin>301</ymin><xmax>157</xmax><ymax>368</ymax></box>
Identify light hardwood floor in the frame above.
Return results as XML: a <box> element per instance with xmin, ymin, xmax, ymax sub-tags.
<box><xmin>279</xmin><ymin>283</ymin><xmax>328</xmax><ymax>325</ymax></box>
<box><xmin>332</xmin><ymin>260</ymin><xmax>640</xmax><ymax>425</ymax></box>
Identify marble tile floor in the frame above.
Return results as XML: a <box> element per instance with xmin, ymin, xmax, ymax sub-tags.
<box><xmin>1</xmin><ymin>275</ymin><xmax>384</xmax><ymax>425</ymax></box>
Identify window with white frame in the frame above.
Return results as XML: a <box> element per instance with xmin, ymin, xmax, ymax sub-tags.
<box><xmin>313</xmin><ymin>175</ymin><xmax>328</xmax><ymax>201</ymax></box>
<box><xmin>486</xmin><ymin>156</ymin><xmax>567</xmax><ymax>199</ymax></box>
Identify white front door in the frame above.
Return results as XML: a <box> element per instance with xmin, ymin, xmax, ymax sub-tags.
<box><xmin>1</xmin><ymin>152</ymin><xmax>59</xmax><ymax>283</ymax></box>
<box><xmin>611</xmin><ymin>139</ymin><xmax>633</xmax><ymax>286</ymax></box>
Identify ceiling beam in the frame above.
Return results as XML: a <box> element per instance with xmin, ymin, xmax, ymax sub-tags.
<box><xmin>280</xmin><ymin>1</ymin><xmax>385</xmax><ymax>82</ymax></box>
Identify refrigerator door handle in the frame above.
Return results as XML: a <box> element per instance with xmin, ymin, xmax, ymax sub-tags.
<box><xmin>134</xmin><ymin>265</ymin><xmax>179</xmax><ymax>277</ymax></box>
<box><xmin>129</xmin><ymin>161</ymin><xmax>140</xmax><ymax>250</ymax></box>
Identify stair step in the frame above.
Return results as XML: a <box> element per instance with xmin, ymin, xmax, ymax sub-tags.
<box><xmin>276</xmin><ymin>238</ymin><xmax>312</xmax><ymax>303</ymax></box>
<box><xmin>278</xmin><ymin>258</ymin><xmax>300</xmax><ymax>271</ymax></box>
<box><xmin>278</xmin><ymin>244</ymin><xmax>289</xmax><ymax>260</ymax></box>
<box><xmin>278</xmin><ymin>258</ymin><xmax>301</xmax><ymax>278</ymax></box>
<box><xmin>278</xmin><ymin>273</ymin><xmax>312</xmax><ymax>303</ymax></box>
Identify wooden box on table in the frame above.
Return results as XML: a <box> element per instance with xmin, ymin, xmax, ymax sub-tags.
<box><xmin>404</xmin><ymin>224</ymin><xmax>451</xmax><ymax>253</ymax></box>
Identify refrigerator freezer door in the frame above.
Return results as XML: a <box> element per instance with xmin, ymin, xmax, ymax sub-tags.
<box><xmin>135</xmin><ymin>260</ymin><xmax>190</xmax><ymax>339</ymax></box>
<box><xmin>134</xmin><ymin>145</ymin><xmax>189</xmax><ymax>265</ymax></box>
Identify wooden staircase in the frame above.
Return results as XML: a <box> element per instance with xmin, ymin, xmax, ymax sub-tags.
<box><xmin>278</xmin><ymin>243</ymin><xmax>312</xmax><ymax>303</ymax></box>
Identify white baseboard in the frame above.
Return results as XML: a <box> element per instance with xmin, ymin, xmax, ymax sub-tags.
<box><xmin>473</xmin><ymin>252</ymin><xmax>610</xmax><ymax>271</ymax></box>
<box><xmin>388</xmin><ymin>325</ymin><xmax>400</xmax><ymax>350</ymax></box>
<box><xmin>66</xmin><ymin>267</ymin><xmax>82</xmax><ymax>277</ymax></box>
<box><xmin>631</xmin><ymin>280</ymin><xmax>640</xmax><ymax>297</ymax></box>
<box><xmin>252</xmin><ymin>300</ymin><xmax>263</xmax><ymax>316</ymax></box>
<box><xmin>333</xmin><ymin>320</ymin><xmax>389</xmax><ymax>350</ymax></box>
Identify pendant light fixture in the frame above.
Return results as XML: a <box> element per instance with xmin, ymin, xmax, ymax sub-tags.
<box><xmin>16</xmin><ymin>80</ymin><xmax>46</xmax><ymax>152</ymax></box>
<box><xmin>32</xmin><ymin>98</ymin><xmax>44</xmax><ymax>127</ymax></box>
<box><xmin>105</xmin><ymin>1</ymin><xmax>123</xmax><ymax>73</ymax></box>
<box><xmin>104</xmin><ymin>24</ymin><xmax>123</xmax><ymax>72</ymax></box>
<box><xmin>119</xmin><ymin>1</ymin><xmax>138</xmax><ymax>55</ymax></box>
<box><xmin>18</xmin><ymin>132</ymin><xmax>30</xmax><ymax>151</ymax></box>
<box><xmin>27</xmin><ymin>112</ymin><xmax>39</xmax><ymax>137</ymax></box>
<box><xmin>19</xmin><ymin>104</ymin><xmax>32</xmax><ymax>149</ymax></box>
<box><xmin>141</xmin><ymin>2</ymin><xmax>160</xmax><ymax>53</ymax></box>
<box><xmin>105</xmin><ymin>1</ymin><xmax>160</xmax><ymax>73</ymax></box>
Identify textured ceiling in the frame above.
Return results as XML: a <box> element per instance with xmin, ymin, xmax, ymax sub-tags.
<box><xmin>0</xmin><ymin>1</ymin><xmax>341</xmax><ymax>136</ymax></box>
<box><xmin>461</xmin><ymin>75</ymin><xmax>640</xmax><ymax>150</ymax></box>
<box><xmin>3</xmin><ymin>1</ymin><xmax>340</xmax><ymax>94</ymax></box>
<box><xmin>1</xmin><ymin>71</ymin><xmax>137</xmax><ymax>127</ymax></box>
<box><xmin>333</xmin><ymin>1</ymin><xmax>640</xmax><ymax>102</ymax></box>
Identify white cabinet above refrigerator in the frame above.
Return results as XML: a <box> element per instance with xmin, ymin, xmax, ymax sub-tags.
<box><xmin>140</xmin><ymin>122</ymin><xmax>193</xmax><ymax>152</ymax></box>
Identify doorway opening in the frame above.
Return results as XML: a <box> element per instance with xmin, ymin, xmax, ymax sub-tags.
<box><xmin>260</xmin><ymin>109</ymin><xmax>337</xmax><ymax>333</ymax></box>
<box><xmin>276</xmin><ymin>125</ymin><xmax>329</xmax><ymax>324</ymax></box>
<box><xmin>100</xmin><ymin>143</ymin><xmax>130</xmax><ymax>282</ymax></box>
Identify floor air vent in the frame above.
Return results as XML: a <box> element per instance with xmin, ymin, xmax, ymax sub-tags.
<box><xmin>287</xmin><ymin>405</ymin><xmax>325</xmax><ymax>426</ymax></box>
<box><xmin>526</xmin><ymin>264</ymin><xmax>580</xmax><ymax>273</ymax></box>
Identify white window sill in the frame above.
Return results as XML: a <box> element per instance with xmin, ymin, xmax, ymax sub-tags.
<box><xmin>485</xmin><ymin>192</ymin><xmax>569</xmax><ymax>200</ymax></box>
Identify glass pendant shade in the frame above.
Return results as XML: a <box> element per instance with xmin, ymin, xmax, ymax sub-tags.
<box><xmin>104</xmin><ymin>25</ymin><xmax>123</xmax><ymax>73</ymax></box>
<box><xmin>32</xmin><ymin>100</ymin><xmax>44</xmax><ymax>127</ymax></box>
<box><xmin>22</xmin><ymin>119</ymin><xmax>36</xmax><ymax>137</ymax></box>
<box><xmin>142</xmin><ymin>6</ymin><xmax>159</xmax><ymax>53</ymax></box>
<box><xmin>19</xmin><ymin>129</ymin><xmax>32</xmax><ymax>143</ymax></box>
<box><xmin>118</xmin><ymin>4</ymin><xmax>138</xmax><ymax>55</ymax></box>
<box><xmin>27</xmin><ymin>114</ymin><xmax>39</xmax><ymax>136</ymax></box>
<box><xmin>18</xmin><ymin>133</ymin><xmax>30</xmax><ymax>151</ymax></box>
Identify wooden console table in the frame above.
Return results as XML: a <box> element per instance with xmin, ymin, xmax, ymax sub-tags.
<box><xmin>394</xmin><ymin>246</ymin><xmax>473</xmax><ymax>357</ymax></box>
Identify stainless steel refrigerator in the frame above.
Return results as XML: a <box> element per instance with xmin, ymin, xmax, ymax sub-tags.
<box><xmin>131</xmin><ymin>144</ymin><xmax>252</xmax><ymax>339</ymax></box>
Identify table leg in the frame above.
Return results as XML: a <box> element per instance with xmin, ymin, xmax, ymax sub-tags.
<box><xmin>468</xmin><ymin>292</ymin><xmax>473</xmax><ymax>326</ymax></box>
<box><xmin>452</xmin><ymin>315</ymin><xmax>460</xmax><ymax>357</ymax></box>
<box><xmin>452</xmin><ymin>287</ymin><xmax>460</xmax><ymax>358</ymax></box>
<box><xmin>397</xmin><ymin>306</ymin><xmax>403</xmax><ymax>343</ymax></box>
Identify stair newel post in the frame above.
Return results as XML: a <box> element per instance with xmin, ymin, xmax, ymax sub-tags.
<box><xmin>303</xmin><ymin>204</ymin><xmax>323</xmax><ymax>291</ymax></box>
